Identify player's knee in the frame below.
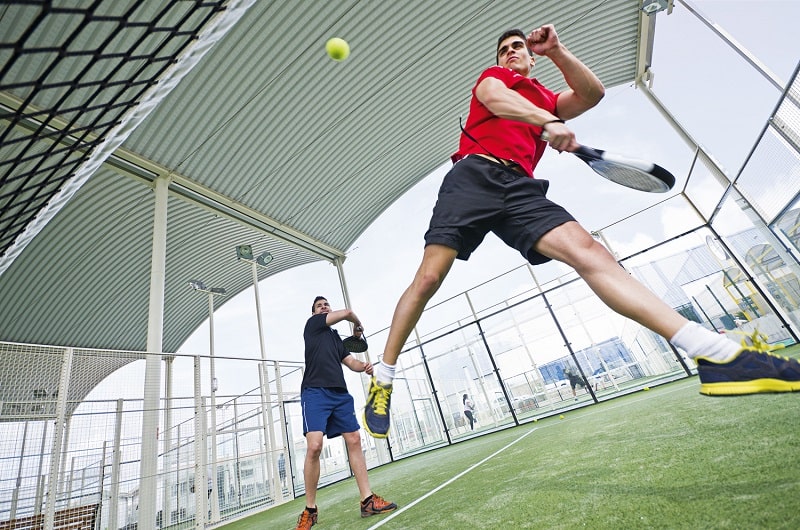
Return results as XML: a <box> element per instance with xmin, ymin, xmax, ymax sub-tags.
<box><xmin>414</xmin><ymin>270</ymin><xmax>444</xmax><ymax>298</ymax></box>
<box><xmin>305</xmin><ymin>440</ymin><xmax>323</xmax><ymax>457</ymax></box>
<box><xmin>343</xmin><ymin>431</ymin><xmax>362</xmax><ymax>449</ymax></box>
<box><xmin>572</xmin><ymin>240</ymin><xmax>616</xmax><ymax>273</ymax></box>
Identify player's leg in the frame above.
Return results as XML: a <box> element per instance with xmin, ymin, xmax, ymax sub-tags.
<box><xmin>298</xmin><ymin>388</ymin><xmax>329</xmax><ymax>520</ymax></box>
<box><xmin>535</xmin><ymin>221</ymin><xmax>687</xmax><ymax>338</ymax></box>
<box><xmin>340</xmin><ymin>429</ymin><xmax>398</xmax><ymax>517</ymax></box>
<box><xmin>365</xmin><ymin>244</ymin><xmax>458</xmax><ymax>438</ymax></box>
<box><xmin>535</xmin><ymin>221</ymin><xmax>800</xmax><ymax>395</ymax></box>
<box><xmin>342</xmin><ymin>430</ymin><xmax>372</xmax><ymax>499</ymax></box>
<box><xmin>381</xmin><ymin>244</ymin><xmax>458</xmax><ymax>368</ymax></box>
<box><xmin>302</xmin><ymin>431</ymin><xmax>323</xmax><ymax>507</ymax></box>
<box><xmin>332</xmin><ymin>389</ymin><xmax>397</xmax><ymax>518</ymax></box>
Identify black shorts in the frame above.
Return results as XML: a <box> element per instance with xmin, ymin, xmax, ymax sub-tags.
<box><xmin>569</xmin><ymin>375</ymin><xmax>586</xmax><ymax>389</ymax></box>
<box><xmin>424</xmin><ymin>155</ymin><xmax>575</xmax><ymax>264</ymax></box>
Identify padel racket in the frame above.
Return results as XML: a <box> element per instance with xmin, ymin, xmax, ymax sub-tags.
<box><xmin>342</xmin><ymin>334</ymin><xmax>368</xmax><ymax>353</ymax></box>
<box><xmin>541</xmin><ymin>131</ymin><xmax>675</xmax><ymax>193</ymax></box>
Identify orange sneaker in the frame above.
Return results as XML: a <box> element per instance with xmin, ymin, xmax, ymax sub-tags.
<box><xmin>295</xmin><ymin>507</ymin><xmax>317</xmax><ymax>529</ymax></box>
<box><xmin>360</xmin><ymin>493</ymin><xmax>397</xmax><ymax>517</ymax></box>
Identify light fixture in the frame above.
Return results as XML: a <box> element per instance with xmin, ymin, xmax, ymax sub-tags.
<box><xmin>188</xmin><ymin>279</ymin><xmax>207</xmax><ymax>291</ymax></box>
<box><xmin>236</xmin><ymin>245</ymin><xmax>273</xmax><ymax>269</ymax></box>
<box><xmin>189</xmin><ymin>280</ymin><xmax>226</xmax><ymax>295</ymax></box>
<box><xmin>235</xmin><ymin>244</ymin><xmax>253</xmax><ymax>261</ymax></box>
<box><xmin>641</xmin><ymin>0</ymin><xmax>668</xmax><ymax>14</ymax></box>
<box><xmin>256</xmin><ymin>251</ymin><xmax>273</xmax><ymax>267</ymax></box>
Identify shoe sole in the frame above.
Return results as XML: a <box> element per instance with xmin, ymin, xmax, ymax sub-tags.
<box><xmin>700</xmin><ymin>378</ymin><xmax>800</xmax><ymax>395</ymax></box>
<box><xmin>363</xmin><ymin>411</ymin><xmax>390</xmax><ymax>439</ymax></box>
<box><xmin>361</xmin><ymin>506</ymin><xmax>397</xmax><ymax>518</ymax></box>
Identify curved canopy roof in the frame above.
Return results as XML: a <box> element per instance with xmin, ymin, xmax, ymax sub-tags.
<box><xmin>0</xmin><ymin>0</ymin><xmax>655</xmax><ymax>356</ymax></box>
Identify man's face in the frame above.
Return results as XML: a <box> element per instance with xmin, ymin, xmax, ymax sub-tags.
<box><xmin>497</xmin><ymin>36</ymin><xmax>534</xmax><ymax>75</ymax></box>
<box><xmin>313</xmin><ymin>298</ymin><xmax>331</xmax><ymax>315</ymax></box>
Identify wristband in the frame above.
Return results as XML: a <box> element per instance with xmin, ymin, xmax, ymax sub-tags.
<box><xmin>543</xmin><ymin>119</ymin><xmax>565</xmax><ymax>127</ymax></box>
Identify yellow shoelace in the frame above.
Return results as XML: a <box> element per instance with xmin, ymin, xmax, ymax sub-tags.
<box><xmin>369</xmin><ymin>382</ymin><xmax>391</xmax><ymax>414</ymax></box>
<box><xmin>731</xmin><ymin>329</ymin><xmax>789</xmax><ymax>360</ymax></box>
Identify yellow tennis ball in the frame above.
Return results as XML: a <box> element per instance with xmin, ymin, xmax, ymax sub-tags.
<box><xmin>326</xmin><ymin>37</ymin><xmax>350</xmax><ymax>61</ymax></box>
<box><xmin>559</xmin><ymin>414</ymin><xmax>565</xmax><ymax>419</ymax></box>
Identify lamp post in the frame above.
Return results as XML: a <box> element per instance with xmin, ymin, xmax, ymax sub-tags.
<box><xmin>188</xmin><ymin>280</ymin><xmax>226</xmax><ymax>522</ymax></box>
<box><xmin>234</xmin><ymin>245</ymin><xmax>284</xmax><ymax>501</ymax></box>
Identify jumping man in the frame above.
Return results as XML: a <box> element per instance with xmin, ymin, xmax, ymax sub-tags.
<box><xmin>363</xmin><ymin>25</ymin><xmax>800</xmax><ymax>439</ymax></box>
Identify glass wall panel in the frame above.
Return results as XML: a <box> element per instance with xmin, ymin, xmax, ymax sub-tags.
<box><xmin>546</xmin><ymin>279</ymin><xmax>679</xmax><ymax>399</ymax></box>
<box><xmin>480</xmin><ymin>295</ymin><xmax>574</xmax><ymax>416</ymax></box>
<box><xmin>736</xmin><ymin>127</ymin><xmax>800</xmax><ymax>222</ymax></box>
<box><xmin>713</xmin><ymin>195</ymin><xmax>800</xmax><ymax>342</ymax></box>
<box><xmin>390</xmin><ymin>346</ymin><xmax>447</xmax><ymax>456</ymax></box>
<box><xmin>683</xmin><ymin>151</ymin><xmax>731</xmax><ymax>222</ymax></box>
<box><xmin>420</xmin><ymin>323</ymin><xmax>512</xmax><ymax>441</ymax></box>
<box><xmin>596</xmin><ymin>194</ymin><xmax>704</xmax><ymax>260</ymax></box>
<box><xmin>466</xmin><ymin>266</ymin><xmax>540</xmax><ymax>317</ymax></box>
<box><xmin>775</xmin><ymin>202</ymin><xmax>800</xmax><ymax>264</ymax></box>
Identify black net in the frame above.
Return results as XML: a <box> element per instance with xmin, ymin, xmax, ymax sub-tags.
<box><xmin>0</xmin><ymin>0</ymin><xmax>227</xmax><ymax>257</ymax></box>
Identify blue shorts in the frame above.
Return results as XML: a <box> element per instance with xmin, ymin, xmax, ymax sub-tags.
<box><xmin>424</xmin><ymin>155</ymin><xmax>575</xmax><ymax>264</ymax></box>
<box><xmin>301</xmin><ymin>387</ymin><xmax>360</xmax><ymax>438</ymax></box>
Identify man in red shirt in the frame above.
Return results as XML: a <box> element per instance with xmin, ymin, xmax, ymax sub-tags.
<box><xmin>363</xmin><ymin>25</ymin><xmax>800</xmax><ymax>438</ymax></box>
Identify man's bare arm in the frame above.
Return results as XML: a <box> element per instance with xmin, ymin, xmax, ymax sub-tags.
<box><xmin>528</xmin><ymin>24</ymin><xmax>605</xmax><ymax>120</ymax></box>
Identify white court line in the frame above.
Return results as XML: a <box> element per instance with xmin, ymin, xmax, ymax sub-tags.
<box><xmin>366</xmin><ymin>426</ymin><xmax>538</xmax><ymax>530</ymax></box>
<box><xmin>366</xmin><ymin>379</ymin><xmax>696</xmax><ymax>528</ymax></box>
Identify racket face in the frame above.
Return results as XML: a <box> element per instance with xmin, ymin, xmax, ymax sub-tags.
<box><xmin>587</xmin><ymin>160</ymin><xmax>672</xmax><ymax>192</ymax></box>
<box><xmin>342</xmin><ymin>335</ymin><xmax>368</xmax><ymax>353</ymax></box>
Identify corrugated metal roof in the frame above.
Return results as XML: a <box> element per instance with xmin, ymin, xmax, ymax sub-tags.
<box><xmin>0</xmin><ymin>0</ymin><xmax>652</xmax><ymax>360</ymax></box>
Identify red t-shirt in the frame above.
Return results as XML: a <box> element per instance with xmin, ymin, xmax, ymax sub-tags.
<box><xmin>452</xmin><ymin>66</ymin><xmax>559</xmax><ymax>177</ymax></box>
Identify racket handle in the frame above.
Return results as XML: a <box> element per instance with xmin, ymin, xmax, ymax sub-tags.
<box><xmin>541</xmin><ymin>130</ymin><xmax>551</xmax><ymax>142</ymax></box>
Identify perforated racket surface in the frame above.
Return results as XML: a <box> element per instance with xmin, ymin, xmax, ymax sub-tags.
<box><xmin>572</xmin><ymin>146</ymin><xmax>675</xmax><ymax>192</ymax></box>
<box><xmin>541</xmin><ymin>132</ymin><xmax>675</xmax><ymax>193</ymax></box>
<box><xmin>342</xmin><ymin>334</ymin><xmax>368</xmax><ymax>353</ymax></box>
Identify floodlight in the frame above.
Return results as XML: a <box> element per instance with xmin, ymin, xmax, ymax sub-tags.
<box><xmin>236</xmin><ymin>244</ymin><xmax>253</xmax><ymax>260</ymax></box>
<box><xmin>642</xmin><ymin>0</ymin><xmax>668</xmax><ymax>14</ymax></box>
<box><xmin>256</xmin><ymin>251</ymin><xmax>273</xmax><ymax>267</ymax></box>
<box><xmin>188</xmin><ymin>280</ymin><xmax>207</xmax><ymax>291</ymax></box>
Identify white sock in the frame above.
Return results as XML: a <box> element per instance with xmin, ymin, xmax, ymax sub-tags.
<box><xmin>375</xmin><ymin>362</ymin><xmax>396</xmax><ymax>385</ymax></box>
<box><xmin>670</xmin><ymin>321</ymin><xmax>740</xmax><ymax>362</ymax></box>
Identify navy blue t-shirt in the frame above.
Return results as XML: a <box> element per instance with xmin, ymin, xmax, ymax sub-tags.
<box><xmin>301</xmin><ymin>313</ymin><xmax>348</xmax><ymax>390</ymax></box>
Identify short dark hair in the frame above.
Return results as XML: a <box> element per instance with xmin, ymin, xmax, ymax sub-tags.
<box><xmin>312</xmin><ymin>296</ymin><xmax>327</xmax><ymax>313</ymax></box>
<box><xmin>496</xmin><ymin>28</ymin><xmax>529</xmax><ymax>63</ymax></box>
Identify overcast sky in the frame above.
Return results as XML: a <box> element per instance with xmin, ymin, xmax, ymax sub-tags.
<box><xmin>169</xmin><ymin>0</ymin><xmax>798</xmax><ymax>398</ymax></box>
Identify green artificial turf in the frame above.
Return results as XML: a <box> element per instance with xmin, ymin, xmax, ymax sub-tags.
<box><xmin>220</xmin><ymin>375</ymin><xmax>800</xmax><ymax>529</ymax></box>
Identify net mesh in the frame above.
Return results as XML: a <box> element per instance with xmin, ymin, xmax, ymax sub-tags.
<box><xmin>0</xmin><ymin>1</ymin><xmax>227</xmax><ymax>258</ymax></box>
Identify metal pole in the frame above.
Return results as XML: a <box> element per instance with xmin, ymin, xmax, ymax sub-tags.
<box><xmin>162</xmin><ymin>356</ymin><xmax>174</xmax><ymax>529</ymax></box>
<box><xmin>251</xmin><ymin>260</ymin><xmax>279</xmax><ymax>501</ymax></box>
<box><xmin>9</xmin><ymin>420</ymin><xmax>28</xmax><ymax>519</ymax></box>
<box><xmin>44</xmin><ymin>347</ymin><xmax>73</xmax><ymax>530</ymax></box>
<box><xmin>97</xmin><ymin>441</ymin><xmax>107</xmax><ymax>523</ymax></box>
<box><xmin>193</xmin><ymin>358</ymin><xmax>207</xmax><ymax>529</ymax></box>
<box><xmin>273</xmin><ymin>360</ymin><xmax>289</xmax><ymax>501</ymax></box>
<box><xmin>232</xmin><ymin>400</ymin><xmax>242</xmax><ymax>509</ymax></box>
<box><xmin>58</xmin><ymin>418</ymin><xmax>71</xmax><ymax>496</ymax></box>
<box><xmin>109</xmin><ymin>399</ymin><xmax>123</xmax><ymax>530</ymax></box>
<box><xmin>208</xmin><ymin>291</ymin><xmax>220</xmax><ymax>522</ymax></box>
<box><xmin>141</xmin><ymin>176</ymin><xmax>169</xmax><ymax>530</ymax></box>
